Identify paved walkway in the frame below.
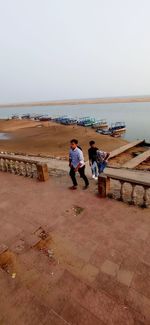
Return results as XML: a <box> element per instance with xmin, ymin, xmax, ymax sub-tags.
<box><xmin>0</xmin><ymin>173</ymin><xmax>150</xmax><ymax>324</ymax></box>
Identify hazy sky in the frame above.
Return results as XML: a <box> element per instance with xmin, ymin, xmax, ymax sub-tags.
<box><xmin>0</xmin><ymin>0</ymin><xmax>150</xmax><ymax>103</ymax></box>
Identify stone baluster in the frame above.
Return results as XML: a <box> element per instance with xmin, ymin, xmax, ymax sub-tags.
<box><xmin>143</xmin><ymin>186</ymin><xmax>149</xmax><ymax>208</ymax></box>
<box><xmin>6</xmin><ymin>159</ymin><xmax>12</xmax><ymax>172</ymax></box>
<box><xmin>20</xmin><ymin>162</ymin><xmax>27</xmax><ymax>176</ymax></box>
<box><xmin>0</xmin><ymin>158</ymin><xmax>4</xmax><ymax>171</ymax></box>
<box><xmin>5</xmin><ymin>159</ymin><xmax>9</xmax><ymax>172</ymax></box>
<box><xmin>15</xmin><ymin>161</ymin><xmax>20</xmax><ymax>175</ymax></box>
<box><xmin>2</xmin><ymin>159</ymin><xmax>7</xmax><ymax>172</ymax></box>
<box><xmin>31</xmin><ymin>163</ymin><xmax>37</xmax><ymax>178</ymax></box>
<box><xmin>120</xmin><ymin>180</ymin><xmax>124</xmax><ymax>201</ymax></box>
<box><xmin>10</xmin><ymin>160</ymin><xmax>15</xmax><ymax>173</ymax></box>
<box><xmin>26</xmin><ymin>162</ymin><xmax>32</xmax><ymax>177</ymax></box>
<box><xmin>130</xmin><ymin>184</ymin><xmax>136</xmax><ymax>205</ymax></box>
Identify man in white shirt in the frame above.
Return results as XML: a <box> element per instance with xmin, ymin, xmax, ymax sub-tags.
<box><xmin>69</xmin><ymin>139</ymin><xmax>89</xmax><ymax>190</ymax></box>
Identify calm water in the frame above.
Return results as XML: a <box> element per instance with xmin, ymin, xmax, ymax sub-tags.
<box><xmin>0</xmin><ymin>102</ymin><xmax>150</xmax><ymax>142</ymax></box>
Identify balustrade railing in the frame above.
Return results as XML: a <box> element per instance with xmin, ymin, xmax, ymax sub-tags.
<box><xmin>98</xmin><ymin>169</ymin><xmax>150</xmax><ymax>208</ymax></box>
<box><xmin>0</xmin><ymin>154</ymin><xmax>49</xmax><ymax>181</ymax></box>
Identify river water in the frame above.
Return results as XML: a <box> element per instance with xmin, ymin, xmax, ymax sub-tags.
<box><xmin>0</xmin><ymin>102</ymin><xmax>150</xmax><ymax>142</ymax></box>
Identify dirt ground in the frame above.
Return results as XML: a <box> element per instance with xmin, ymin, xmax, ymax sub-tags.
<box><xmin>0</xmin><ymin>119</ymin><xmax>127</xmax><ymax>159</ymax></box>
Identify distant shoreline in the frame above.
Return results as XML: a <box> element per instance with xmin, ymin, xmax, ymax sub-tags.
<box><xmin>1</xmin><ymin>96</ymin><xmax>150</xmax><ymax>108</ymax></box>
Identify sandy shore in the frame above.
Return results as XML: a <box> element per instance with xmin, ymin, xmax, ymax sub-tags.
<box><xmin>0</xmin><ymin>119</ymin><xmax>127</xmax><ymax>159</ymax></box>
<box><xmin>0</xmin><ymin>96</ymin><xmax>150</xmax><ymax>108</ymax></box>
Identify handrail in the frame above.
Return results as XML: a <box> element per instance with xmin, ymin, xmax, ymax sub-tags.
<box><xmin>98</xmin><ymin>168</ymin><xmax>150</xmax><ymax>208</ymax></box>
<box><xmin>0</xmin><ymin>153</ymin><xmax>38</xmax><ymax>165</ymax></box>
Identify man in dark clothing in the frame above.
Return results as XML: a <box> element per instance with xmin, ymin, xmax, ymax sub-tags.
<box><xmin>88</xmin><ymin>140</ymin><xmax>98</xmax><ymax>179</ymax></box>
<box><xmin>69</xmin><ymin>139</ymin><xmax>89</xmax><ymax>190</ymax></box>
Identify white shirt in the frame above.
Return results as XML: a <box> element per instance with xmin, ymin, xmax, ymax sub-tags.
<box><xmin>69</xmin><ymin>147</ymin><xmax>85</xmax><ymax>168</ymax></box>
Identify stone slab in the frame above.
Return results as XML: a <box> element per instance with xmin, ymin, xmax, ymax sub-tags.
<box><xmin>122</xmin><ymin>149</ymin><xmax>150</xmax><ymax>168</ymax></box>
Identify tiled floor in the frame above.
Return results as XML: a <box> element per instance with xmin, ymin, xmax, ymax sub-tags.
<box><xmin>0</xmin><ymin>172</ymin><xmax>150</xmax><ymax>324</ymax></box>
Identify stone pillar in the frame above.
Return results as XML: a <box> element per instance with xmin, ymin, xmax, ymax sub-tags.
<box><xmin>37</xmin><ymin>163</ymin><xmax>49</xmax><ymax>181</ymax></box>
<box><xmin>98</xmin><ymin>175</ymin><xmax>110</xmax><ymax>198</ymax></box>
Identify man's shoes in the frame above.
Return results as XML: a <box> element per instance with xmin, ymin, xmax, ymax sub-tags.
<box><xmin>83</xmin><ymin>184</ymin><xmax>89</xmax><ymax>190</ymax></box>
<box><xmin>95</xmin><ymin>177</ymin><xmax>98</xmax><ymax>180</ymax></box>
<box><xmin>92</xmin><ymin>175</ymin><xmax>95</xmax><ymax>179</ymax></box>
<box><xmin>69</xmin><ymin>186</ymin><xmax>77</xmax><ymax>190</ymax></box>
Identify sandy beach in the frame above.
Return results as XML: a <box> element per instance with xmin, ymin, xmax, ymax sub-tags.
<box><xmin>1</xmin><ymin>96</ymin><xmax>150</xmax><ymax>108</ymax></box>
<box><xmin>0</xmin><ymin>119</ymin><xmax>127</xmax><ymax>159</ymax></box>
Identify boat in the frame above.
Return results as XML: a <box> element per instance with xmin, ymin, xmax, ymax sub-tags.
<box><xmin>33</xmin><ymin>115</ymin><xmax>44</xmax><ymax>120</ymax></box>
<box><xmin>21</xmin><ymin>114</ymin><xmax>31</xmax><ymax>120</ymax></box>
<box><xmin>96</xmin><ymin>129</ymin><xmax>112</xmax><ymax>135</ymax></box>
<box><xmin>11</xmin><ymin>114</ymin><xmax>20</xmax><ymax>120</ymax></box>
<box><xmin>61</xmin><ymin>118</ymin><xmax>77</xmax><ymax>125</ymax></box>
<box><xmin>54</xmin><ymin>116</ymin><xmax>68</xmax><ymax>123</ymax></box>
<box><xmin>109</xmin><ymin>122</ymin><xmax>126</xmax><ymax>133</ymax></box>
<box><xmin>39</xmin><ymin>115</ymin><xmax>52</xmax><ymax>121</ymax></box>
<box><xmin>77</xmin><ymin>117</ymin><xmax>96</xmax><ymax>127</ymax></box>
<box><xmin>111</xmin><ymin>132</ymin><xmax>122</xmax><ymax>138</ymax></box>
<box><xmin>92</xmin><ymin>119</ymin><xmax>108</xmax><ymax>129</ymax></box>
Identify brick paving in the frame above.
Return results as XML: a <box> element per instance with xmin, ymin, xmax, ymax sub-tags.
<box><xmin>0</xmin><ymin>172</ymin><xmax>150</xmax><ymax>324</ymax></box>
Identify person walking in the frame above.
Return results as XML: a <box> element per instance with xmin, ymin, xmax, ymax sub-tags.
<box><xmin>69</xmin><ymin>139</ymin><xmax>89</xmax><ymax>190</ymax></box>
<box><xmin>88</xmin><ymin>140</ymin><xmax>98</xmax><ymax>179</ymax></box>
<box><xmin>96</xmin><ymin>149</ymin><xmax>110</xmax><ymax>174</ymax></box>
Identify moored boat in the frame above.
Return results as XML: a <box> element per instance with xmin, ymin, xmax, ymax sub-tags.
<box><xmin>77</xmin><ymin>117</ymin><xmax>96</xmax><ymax>127</ymax></box>
<box><xmin>92</xmin><ymin>119</ymin><xmax>108</xmax><ymax>129</ymax></box>
<box><xmin>39</xmin><ymin>115</ymin><xmax>52</xmax><ymax>121</ymax></box>
<box><xmin>11</xmin><ymin>114</ymin><xmax>20</xmax><ymax>120</ymax></box>
<box><xmin>96</xmin><ymin>129</ymin><xmax>112</xmax><ymax>135</ymax></box>
<box><xmin>109</xmin><ymin>122</ymin><xmax>126</xmax><ymax>133</ymax></box>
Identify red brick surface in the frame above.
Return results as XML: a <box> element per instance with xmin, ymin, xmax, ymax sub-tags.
<box><xmin>0</xmin><ymin>173</ymin><xmax>150</xmax><ymax>324</ymax></box>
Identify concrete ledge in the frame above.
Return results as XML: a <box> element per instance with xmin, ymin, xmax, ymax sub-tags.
<box><xmin>122</xmin><ymin>149</ymin><xmax>150</xmax><ymax>169</ymax></box>
<box><xmin>104</xmin><ymin>167</ymin><xmax>150</xmax><ymax>187</ymax></box>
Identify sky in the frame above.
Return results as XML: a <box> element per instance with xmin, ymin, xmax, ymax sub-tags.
<box><xmin>0</xmin><ymin>0</ymin><xmax>150</xmax><ymax>103</ymax></box>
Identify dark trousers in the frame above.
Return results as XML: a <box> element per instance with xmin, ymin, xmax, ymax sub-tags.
<box><xmin>70</xmin><ymin>166</ymin><xmax>89</xmax><ymax>187</ymax></box>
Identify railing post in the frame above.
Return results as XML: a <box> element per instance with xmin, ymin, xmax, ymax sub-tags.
<box><xmin>98</xmin><ymin>175</ymin><xmax>110</xmax><ymax>198</ymax></box>
<box><xmin>37</xmin><ymin>163</ymin><xmax>49</xmax><ymax>182</ymax></box>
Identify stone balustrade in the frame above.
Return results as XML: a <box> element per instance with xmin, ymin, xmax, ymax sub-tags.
<box><xmin>0</xmin><ymin>154</ymin><xmax>49</xmax><ymax>181</ymax></box>
<box><xmin>98</xmin><ymin>168</ymin><xmax>150</xmax><ymax>208</ymax></box>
